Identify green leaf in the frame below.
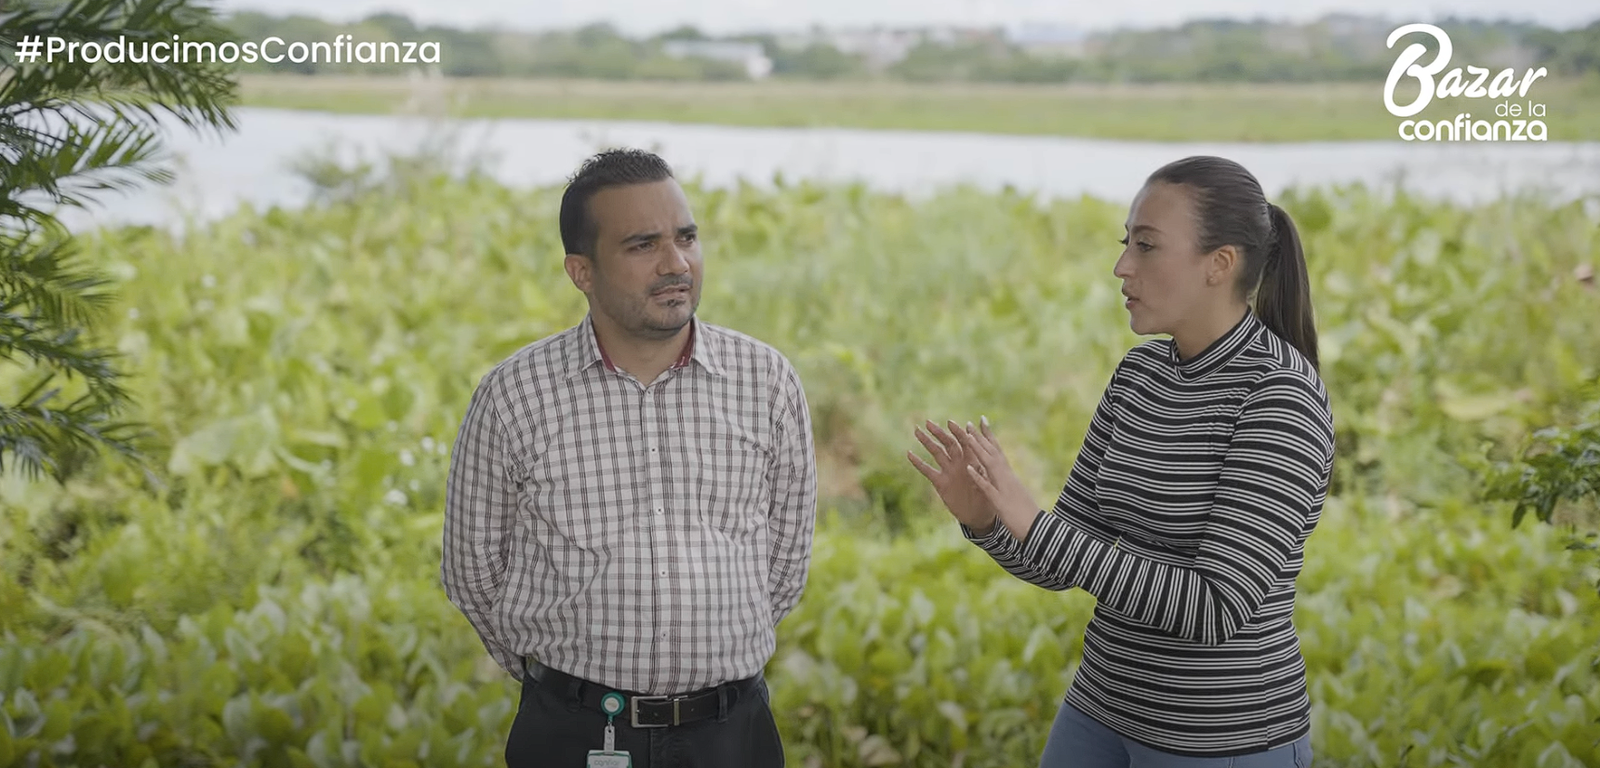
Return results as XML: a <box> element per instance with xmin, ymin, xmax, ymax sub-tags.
<box><xmin>167</xmin><ymin>407</ymin><xmax>281</xmax><ymax>477</ymax></box>
<box><xmin>221</xmin><ymin>695</ymin><xmax>253</xmax><ymax>745</ymax></box>
<box><xmin>256</xmin><ymin>703</ymin><xmax>296</xmax><ymax>745</ymax></box>
<box><xmin>22</xmin><ymin>651</ymin><xmax>70</xmax><ymax>692</ymax></box>
<box><xmin>1436</xmin><ymin>385</ymin><xmax>1517</xmax><ymax>422</ymax></box>
<box><xmin>858</xmin><ymin>734</ymin><xmax>902</xmax><ymax>766</ymax></box>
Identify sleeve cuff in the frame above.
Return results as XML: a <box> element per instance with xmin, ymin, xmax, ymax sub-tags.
<box><xmin>1022</xmin><ymin>512</ymin><xmax>1120</xmax><ymax>598</ymax></box>
<box><xmin>1019</xmin><ymin>508</ymin><xmax>1069</xmax><ymax>564</ymax></box>
<box><xmin>961</xmin><ymin>516</ymin><xmax>1024</xmax><ymax>559</ymax></box>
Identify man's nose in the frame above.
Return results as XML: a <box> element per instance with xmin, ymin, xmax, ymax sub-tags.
<box><xmin>660</xmin><ymin>241</ymin><xmax>691</xmax><ymax>273</ymax></box>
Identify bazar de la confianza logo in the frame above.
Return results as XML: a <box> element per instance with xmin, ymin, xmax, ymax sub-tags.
<box><xmin>1384</xmin><ymin>22</ymin><xmax>1550</xmax><ymax>142</ymax></box>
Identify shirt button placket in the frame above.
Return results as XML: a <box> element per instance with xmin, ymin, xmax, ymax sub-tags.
<box><xmin>642</xmin><ymin>386</ymin><xmax>667</xmax><ymax>674</ymax></box>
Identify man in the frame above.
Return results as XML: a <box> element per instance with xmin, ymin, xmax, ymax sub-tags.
<box><xmin>441</xmin><ymin>148</ymin><xmax>817</xmax><ymax>768</ymax></box>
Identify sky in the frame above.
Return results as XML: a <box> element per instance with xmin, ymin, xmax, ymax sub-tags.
<box><xmin>211</xmin><ymin>0</ymin><xmax>1600</xmax><ymax>36</ymax></box>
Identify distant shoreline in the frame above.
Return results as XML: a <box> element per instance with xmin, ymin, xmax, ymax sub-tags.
<box><xmin>236</xmin><ymin>74</ymin><xmax>1600</xmax><ymax>144</ymax></box>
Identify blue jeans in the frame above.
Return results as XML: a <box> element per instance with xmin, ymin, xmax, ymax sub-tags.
<box><xmin>1039</xmin><ymin>701</ymin><xmax>1313</xmax><ymax>768</ymax></box>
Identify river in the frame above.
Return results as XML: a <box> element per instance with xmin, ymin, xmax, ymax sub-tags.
<box><xmin>54</xmin><ymin>107</ymin><xmax>1600</xmax><ymax>232</ymax></box>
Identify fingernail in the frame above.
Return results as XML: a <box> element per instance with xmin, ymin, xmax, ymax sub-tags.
<box><xmin>981</xmin><ymin>415</ymin><xmax>989</xmax><ymax>427</ymax></box>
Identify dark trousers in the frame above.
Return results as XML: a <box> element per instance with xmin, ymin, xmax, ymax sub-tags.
<box><xmin>505</xmin><ymin>666</ymin><xmax>785</xmax><ymax>768</ymax></box>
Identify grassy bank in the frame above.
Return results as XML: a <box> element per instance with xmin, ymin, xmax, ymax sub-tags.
<box><xmin>1</xmin><ymin>159</ymin><xmax>1598</xmax><ymax>766</ymax></box>
<box><xmin>235</xmin><ymin>74</ymin><xmax>1600</xmax><ymax>142</ymax></box>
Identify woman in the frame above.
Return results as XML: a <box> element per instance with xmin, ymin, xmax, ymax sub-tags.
<box><xmin>909</xmin><ymin>155</ymin><xmax>1333</xmax><ymax>768</ymax></box>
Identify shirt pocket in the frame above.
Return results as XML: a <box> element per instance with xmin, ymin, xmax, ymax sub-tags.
<box><xmin>683</xmin><ymin>418</ymin><xmax>772</xmax><ymax>540</ymax></box>
<box><xmin>522</xmin><ymin>435</ymin><xmax>638</xmax><ymax>551</ymax></box>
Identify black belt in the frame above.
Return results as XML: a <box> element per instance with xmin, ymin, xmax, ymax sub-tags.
<box><xmin>523</xmin><ymin>659</ymin><xmax>759</xmax><ymax>728</ymax></box>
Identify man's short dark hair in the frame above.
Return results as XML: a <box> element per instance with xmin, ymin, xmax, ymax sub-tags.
<box><xmin>560</xmin><ymin>148</ymin><xmax>676</xmax><ymax>258</ymax></box>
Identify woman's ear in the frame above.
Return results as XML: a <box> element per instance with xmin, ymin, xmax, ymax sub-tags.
<box><xmin>1206</xmin><ymin>245</ymin><xmax>1239</xmax><ymax>286</ymax></box>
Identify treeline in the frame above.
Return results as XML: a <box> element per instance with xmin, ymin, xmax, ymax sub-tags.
<box><xmin>221</xmin><ymin>11</ymin><xmax>1600</xmax><ymax>83</ymax></box>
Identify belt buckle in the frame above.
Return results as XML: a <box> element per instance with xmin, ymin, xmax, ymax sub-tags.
<box><xmin>629</xmin><ymin>695</ymin><xmax>679</xmax><ymax>728</ymax></box>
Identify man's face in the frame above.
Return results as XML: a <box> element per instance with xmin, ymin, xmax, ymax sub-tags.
<box><xmin>565</xmin><ymin>179</ymin><xmax>702</xmax><ymax>340</ymax></box>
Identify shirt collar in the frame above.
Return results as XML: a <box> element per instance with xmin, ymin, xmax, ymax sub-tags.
<box><xmin>565</xmin><ymin>313</ymin><xmax>725</xmax><ymax>379</ymax></box>
<box><xmin>1168</xmin><ymin>309</ymin><xmax>1263</xmax><ymax>381</ymax></box>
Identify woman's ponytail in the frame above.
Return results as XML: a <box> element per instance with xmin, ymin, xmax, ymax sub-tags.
<box><xmin>1257</xmin><ymin>203</ymin><xmax>1319</xmax><ymax>372</ymax></box>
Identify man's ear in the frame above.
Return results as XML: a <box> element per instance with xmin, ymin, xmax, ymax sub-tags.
<box><xmin>564</xmin><ymin>253</ymin><xmax>594</xmax><ymax>293</ymax></box>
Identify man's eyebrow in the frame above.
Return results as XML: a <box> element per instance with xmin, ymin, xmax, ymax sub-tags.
<box><xmin>621</xmin><ymin>224</ymin><xmax>696</xmax><ymax>244</ymax></box>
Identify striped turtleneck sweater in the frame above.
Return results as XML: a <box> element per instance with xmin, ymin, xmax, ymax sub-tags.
<box><xmin>964</xmin><ymin>308</ymin><xmax>1335</xmax><ymax>757</ymax></box>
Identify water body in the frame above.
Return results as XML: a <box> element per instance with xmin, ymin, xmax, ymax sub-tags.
<box><xmin>54</xmin><ymin>107</ymin><xmax>1600</xmax><ymax>232</ymax></box>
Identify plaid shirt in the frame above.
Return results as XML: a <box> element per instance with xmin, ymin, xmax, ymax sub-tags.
<box><xmin>441</xmin><ymin>313</ymin><xmax>818</xmax><ymax>695</ymax></box>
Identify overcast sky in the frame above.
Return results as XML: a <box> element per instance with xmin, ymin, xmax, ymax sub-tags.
<box><xmin>212</xmin><ymin>0</ymin><xmax>1599</xmax><ymax>36</ymax></box>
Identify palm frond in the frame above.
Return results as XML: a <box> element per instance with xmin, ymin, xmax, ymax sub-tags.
<box><xmin>0</xmin><ymin>378</ymin><xmax>146</xmax><ymax>483</ymax></box>
<box><xmin>0</xmin><ymin>0</ymin><xmax>239</xmax><ymax>482</ymax></box>
<box><xmin>5</xmin><ymin>114</ymin><xmax>171</xmax><ymax>212</ymax></box>
<box><xmin>0</xmin><ymin>0</ymin><xmax>239</xmax><ymax>134</ymax></box>
<box><xmin>0</xmin><ymin>233</ymin><xmax>119</xmax><ymax>329</ymax></box>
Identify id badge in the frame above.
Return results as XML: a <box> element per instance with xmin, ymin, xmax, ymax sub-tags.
<box><xmin>586</xmin><ymin>752</ymin><xmax>631</xmax><ymax>768</ymax></box>
<box><xmin>586</xmin><ymin>693</ymin><xmax>631</xmax><ymax>767</ymax></box>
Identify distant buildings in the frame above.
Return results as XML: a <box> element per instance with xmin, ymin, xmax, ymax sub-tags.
<box><xmin>783</xmin><ymin>28</ymin><xmax>924</xmax><ymax>71</ymax></box>
<box><xmin>771</xmin><ymin>25</ymin><xmax>1015</xmax><ymax>72</ymax></box>
<box><xmin>661</xmin><ymin>40</ymin><xmax>774</xmax><ymax>79</ymax></box>
<box><xmin>656</xmin><ymin>15</ymin><xmax>1521</xmax><ymax>81</ymax></box>
<box><xmin>1005</xmin><ymin>23</ymin><xmax>1092</xmax><ymax>58</ymax></box>
<box><xmin>656</xmin><ymin>23</ymin><xmax>1101</xmax><ymax>79</ymax></box>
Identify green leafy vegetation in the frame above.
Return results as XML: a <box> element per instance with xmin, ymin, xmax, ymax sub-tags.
<box><xmin>1</xmin><ymin>153</ymin><xmax>1598</xmax><ymax>766</ymax></box>
<box><xmin>1480</xmin><ymin>377</ymin><xmax>1600</xmax><ymax>600</ymax></box>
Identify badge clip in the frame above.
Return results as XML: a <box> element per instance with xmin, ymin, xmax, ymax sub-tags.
<box><xmin>587</xmin><ymin>692</ymin><xmax>631</xmax><ymax>767</ymax></box>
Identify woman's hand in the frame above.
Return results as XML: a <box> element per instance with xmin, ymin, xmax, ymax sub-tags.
<box><xmin>908</xmin><ymin>419</ymin><xmax>998</xmax><ymax>533</ymax></box>
<box><xmin>956</xmin><ymin>416</ymin><xmax>1043</xmax><ymax>541</ymax></box>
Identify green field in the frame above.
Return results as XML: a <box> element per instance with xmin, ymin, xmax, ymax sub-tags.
<box><xmin>2</xmin><ymin>151</ymin><xmax>1599</xmax><ymax>767</ymax></box>
<box><xmin>235</xmin><ymin>74</ymin><xmax>1600</xmax><ymax>142</ymax></box>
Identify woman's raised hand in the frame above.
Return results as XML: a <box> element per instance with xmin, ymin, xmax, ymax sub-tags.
<box><xmin>955</xmin><ymin>416</ymin><xmax>1043</xmax><ymax>541</ymax></box>
<box><xmin>908</xmin><ymin>419</ymin><xmax>999</xmax><ymax>532</ymax></box>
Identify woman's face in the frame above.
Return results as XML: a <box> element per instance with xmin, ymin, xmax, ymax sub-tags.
<box><xmin>1114</xmin><ymin>182</ymin><xmax>1215</xmax><ymax>338</ymax></box>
